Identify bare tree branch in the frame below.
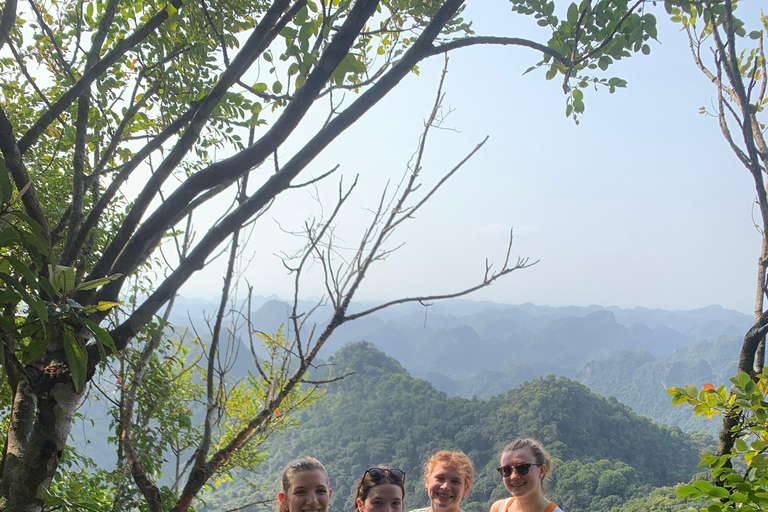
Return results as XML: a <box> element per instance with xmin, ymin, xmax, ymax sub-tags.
<box><xmin>345</xmin><ymin>233</ymin><xmax>535</xmax><ymax>322</ymax></box>
<box><xmin>427</xmin><ymin>36</ymin><xmax>573</xmax><ymax>68</ymax></box>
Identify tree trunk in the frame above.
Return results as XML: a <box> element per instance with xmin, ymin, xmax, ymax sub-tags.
<box><xmin>0</xmin><ymin>368</ymin><xmax>81</xmax><ymax>511</ymax></box>
<box><xmin>755</xmin><ymin>233</ymin><xmax>767</xmax><ymax>372</ymax></box>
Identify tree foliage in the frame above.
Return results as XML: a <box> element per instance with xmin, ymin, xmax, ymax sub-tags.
<box><xmin>670</xmin><ymin>371</ymin><xmax>768</xmax><ymax>512</ymax></box>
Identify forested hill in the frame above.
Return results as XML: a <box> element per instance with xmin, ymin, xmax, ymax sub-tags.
<box><xmin>202</xmin><ymin>342</ymin><xmax>703</xmax><ymax>512</ymax></box>
<box><xmin>576</xmin><ymin>336</ymin><xmax>741</xmax><ymax>435</ymax></box>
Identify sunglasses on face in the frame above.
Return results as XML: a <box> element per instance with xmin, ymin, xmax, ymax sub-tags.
<box><xmin>365</xmin><ymin>468</ymin><xmax>406</xmax><ymax>484</ymax></box>
<box><xmin>496</xmin><ymin>463</ymin><xmax>542</xmax><ymax>478</ymax></box>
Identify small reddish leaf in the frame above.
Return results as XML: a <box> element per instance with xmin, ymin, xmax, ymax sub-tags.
<box><xmin>703</xmin><ymin>383</ymin><xmax>716</xmax><ymax>391</ymax></box>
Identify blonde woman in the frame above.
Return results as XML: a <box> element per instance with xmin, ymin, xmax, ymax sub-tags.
<box><xmin>410</xmin><ymin>450</ymin><xmax>473</xmax><ymax>512</ymax></box>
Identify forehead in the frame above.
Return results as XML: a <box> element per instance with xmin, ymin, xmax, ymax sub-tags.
<box><xmin>429</xmin><ymin>462</ymin><xmax>465</xmax><ymax>480</ymax></box>
<box><xmin>367</xmin><ymin>483</ymin><xmax>403</xmax><ymax>501</ymax></box>
<box><xmin>501</xmin><ymin>449</ymin><xmax>537</xmax><ymax>466</ymax></box>
<box><xmin>291</xmin><ymin>469</ymin><xmax>328</xmax><ymax>489</ymax></box>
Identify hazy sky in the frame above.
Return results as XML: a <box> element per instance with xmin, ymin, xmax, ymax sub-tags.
<box><xmin>178</xmin><ymin>2</ymin><xmax>764</xmax><ymax>314</ymax></box>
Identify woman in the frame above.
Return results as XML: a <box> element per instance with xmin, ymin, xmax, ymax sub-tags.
<box><xmin>355</xmin><ymin>466</ymin><xmax>406</xmax><ymax>512</ymax></box>
<box><xmin>489</xmin><ymin>439</ymin><xmax>563</xmax><ymax>512</ymax></box>
<box><xmin>278</xmin><ymin>457</ymin><xmax>332</xmax><ymax>512</ymax></box>
<box><xmin>410</xmin><ymin>450</ymin><xmax>474</xmax><ymax>512</ymax></box>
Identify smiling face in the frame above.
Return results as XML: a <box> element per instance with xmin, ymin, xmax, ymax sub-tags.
<box><xmin>426</xmin><ymin>462</ymin><xmax>468</xmax><ymax>511</ymax></box>
<box><xmin>499</xmin><ymin>449</ymin><xmax>546</xmax><ymax>499</ymax></box>
<box><xmin>356</xmin><ymin>483</ymin><xmax>404</xmax><ymax>512</ymax></box>
<box><xmin>279</xmin><ymin>469</ymin><xmax>331</xmax><ymax>512</ymax></box>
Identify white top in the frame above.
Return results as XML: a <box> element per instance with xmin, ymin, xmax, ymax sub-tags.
<box><xmin>502</xmin><ymin>497</ymin><xmax>564</xmax><ymax>512</ymax></box>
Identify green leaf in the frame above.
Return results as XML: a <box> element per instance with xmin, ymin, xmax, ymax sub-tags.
<box><xmin>749</xmin><ymin>31</ymin><xmax>762</xmax><ymax>40</ymax></box>
<box><xmin>273</xmin><ymin>80</ymin><xmax>283</xmax><ymax>94</ymax></box>
<box><xmin>82</xmin><ymin>301</ymin><xmax>119</xmax><ymax>314</ymax></box>
<box><xmin>693</xmin><ymin>480</ymin><xmax>714</xmax><ymax>492</ymax></box>
<box><xmin>545</xmin><ymin>66</ymin><xmax>558</xmax><ymax>80</ymax></box>
<box><xmin>72</xmin><ymin>274</ymin><xmax>122</xmax><ymax>292</ymax></box>
<box><xmin>750</xmin><ymin>453</ymin><xmax>768</xmax><ymax>468</ymax></box>
<box><xmin>48</xmin><ymin>265</ymin><xmax>76</xmax><ymax>294</ymax></box>
<box><xmin>78</xmin><ymin>317</ymin><xmax>116</xmax><ymax>353</ymax></box>
<box><xmin>567</xmin><ymin>3</ymin><xmax>579</xmax><ymax>24</ymax></box>
<box><xmin>736</xmin><ymin>371</ymin><xmax>752</xmax><ymax>388</ymax></box>
<box><xmin>708</xmin><ymin>486</ymin><xmax>730</xmax><ymax>499</ymax></box>
<box><xmin>0</xmin><ymin>229</ymin><xmax>20</xmax><ymax>250</ymax></box>
<box><xmin>677</xmin><ymin>484</ymin><xmax>701</xmax><ymax>498</ymax></box>
<box><xmin>0</xmin><ymin>271</ymin><xmax>47</xmax><ymax>324</ymax></box>
<box><xmin>62</xmin><ymin>327</ymin><xmax>88</xmax><ymax>392</ymax></box>
<box><xmin>280</xmin><ymin>26</ymin><xmax>298</xmax><ymax>39</ymax></box>
<box><xmin>730</xmin><ymin>492</ymin><xmax>747</xmax><ymax>503</ymax></box>
<box><xmin>5</xmin><ymin>255</ymin><xmax>40</xmax><ymax>293</ymax></box>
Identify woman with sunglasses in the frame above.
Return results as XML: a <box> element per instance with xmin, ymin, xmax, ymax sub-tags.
<box><xmin>410</xmin><ymin>450</ymin><xmax>473</xmax><ymax>512</ymax></box>
<box><xmin>355</xmin><ymin>467</ymin><xmax>406</xmax><ymax>512</ymax></box>
<box><xmin>278</xmin><ymin>457</ymin><xmax>332</xmax><ymax>512</ymax></box>
<box><xmin>489</xmin><ymin>439</ymin><xmax>563</xmax><ymax>512</ymax></box>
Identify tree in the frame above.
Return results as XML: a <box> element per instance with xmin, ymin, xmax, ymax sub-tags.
<box><xmin>663</xmin><ymin>0</ymin><xmax>768</xmax><ymax>466</ymax></box>
<box><xmin>664</xmin><ymin>1</ymin><xmax>768</xmax><ymax>510</ymax></box>
<box><xmin>0</xmin><ymin>0</ymin><xmax>659</xmax><ymax>510</ymax></box>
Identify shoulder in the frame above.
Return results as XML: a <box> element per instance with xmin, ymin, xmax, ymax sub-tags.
<box><xmin>490</xmin><ymin>498</ymin><xmax>509</xmax><ymax>512</ymax></box>
<box><xmin>408</xmin><ymin>507</ymin><xmax>431</xmax><ymax>512</ymax></box>
<box><xmin>552</xmin><ymin>506</ymin><xmax>564</xmax><ymax>512</ymax></box>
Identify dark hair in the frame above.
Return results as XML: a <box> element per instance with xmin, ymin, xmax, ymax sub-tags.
<box><xmin>355</xmin><ymin>466</ymin><xmax>406</xmax><ymax>508</ymax></box>
<box><xmin>425</xmin><ymin>450</ymin><xmax>474</xmax><ymax>492</ymax></box>
<box><xmin>279</xmin><ymin>457</ymin><xmax>328</xmax><ymax>512</ymax></box>
<box><xmin>501</xmin><ymin>438</ymin><xmax>552</xmax><ymax>490</ymax></box>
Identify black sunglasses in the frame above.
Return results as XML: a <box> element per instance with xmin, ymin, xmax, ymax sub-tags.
<box><xmin>357</xmin><ymin>468</ymin><xmax>406</xmax><ymax>500</ymax></box>
<box><xmin>365</xmin><ymin>467</ymin><xmax>406</xmax><ymax>484</ymax></box>
<box><xmin>496</xmin><ymin>463</ymin><xmax>542</xmax><ymax>478</ymax></box>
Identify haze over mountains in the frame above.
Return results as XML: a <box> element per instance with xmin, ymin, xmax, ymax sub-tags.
<box><xmin>171</xmin><ymin>296</ymin><xmax>748</xmax><ymax>434</ymax></box>
<box><xmin>76</xmin><ymin>296</ymin><xmax>748</xmax><ymax>510</ymax></box>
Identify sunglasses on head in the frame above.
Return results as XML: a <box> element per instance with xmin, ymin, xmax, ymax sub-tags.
<box><xmin>365</xmin><ymin>468</ymin><xmax>406</xmax><ymax>484</ymax></box>
<box><xmin>496</xmin><ymin>463</ymin><xmax>542</xmax><ymax>478</ymax></box>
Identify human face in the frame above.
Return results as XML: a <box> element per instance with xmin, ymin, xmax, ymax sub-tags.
<box><xmin>499</xmin><ymin>449</ymin><xmax>545</xmax><ymax>499</ymax></box>
<box><xmin>356</xmin><ymin>483</ymin><xmax>404</xmax><ymax>512</ymax></box>
<box><xmin>279</xmin><ymin>469</ymin><xmax>331</xmax><ymax>512</ymax></box>
<box><xmin>426</xmin><ymin>462</ymin><xmax>467</xmax><ymax>511</ymax></box>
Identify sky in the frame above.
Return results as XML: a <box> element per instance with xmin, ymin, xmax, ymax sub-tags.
<box><xmin>178</xmin><ymin>1</ymin><xmax>765</xmax><ymax>314</ymax></box>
